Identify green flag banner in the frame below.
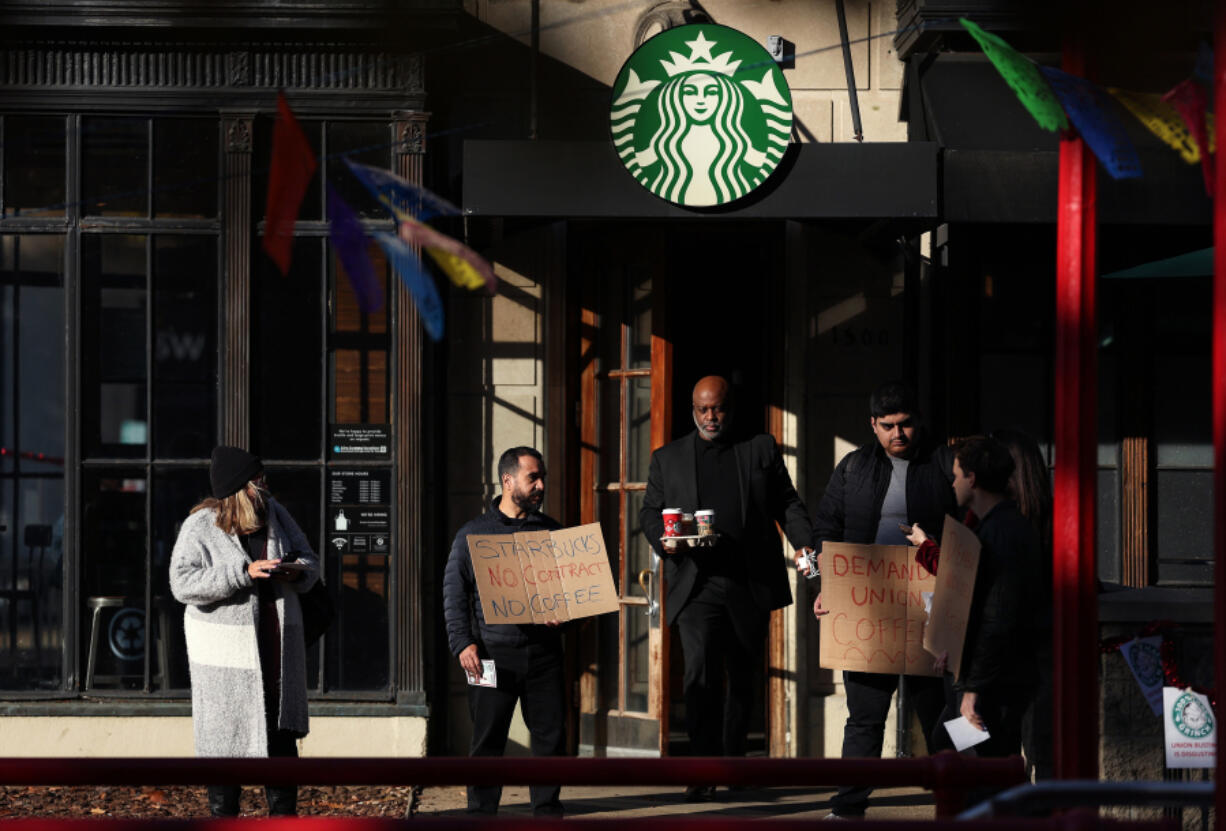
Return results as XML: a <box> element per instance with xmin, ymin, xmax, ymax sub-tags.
<box><xmin>960</xmin><ymin>18</ymin><xmax>1068</xmax><ymax>132</ymax></box>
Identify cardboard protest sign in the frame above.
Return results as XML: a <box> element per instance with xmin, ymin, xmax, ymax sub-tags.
<box><xmin>1163</xmin><ymin>687</ymin><xmax>1216</xmax><ymax>768</ymax></box>
<box><xmin>467</xmin><ymin>522</ymin><xmax>619</xmax><ymax>624</ymax></box>
<box><xmin>818</xmin><ymin>543</ymin><xmax>938</xmax><ymax>676</ymax></box>
<box><xmin>922</xmin><ymin>515</ymin><xmax>981</xmax><ymax>681</ymax></box>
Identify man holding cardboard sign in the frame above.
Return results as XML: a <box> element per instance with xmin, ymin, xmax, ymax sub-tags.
<box><xmin>442</xmin><ymin>446</ymin><xmax>568</xmax><ymax>817</ymax></box>
<box><xmin>810</xmin><ymin>382</ymin><xmax>955</xmax><ymax>819</ymax></box>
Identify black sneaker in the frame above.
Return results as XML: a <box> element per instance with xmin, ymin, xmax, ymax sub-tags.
<box><xmin>684</xmin><ymin>785</ymin><xmax>715</xmax><ymax>802</ymax></box>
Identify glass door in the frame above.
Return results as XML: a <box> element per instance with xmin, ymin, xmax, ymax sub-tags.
<box><xmin>578</xmin><ymin>228</ymin><xmax>671</xmax><ymax>756</ymax></box>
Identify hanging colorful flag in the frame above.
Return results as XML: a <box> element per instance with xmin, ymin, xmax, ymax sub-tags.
<box><xmin>959</xmin><ymin>18</ymin><xmax>1068</xmax><ymax>132</ymax></box>
<box><xmin>399</xmin><ymin>218</ymin><xmax>498</xmax><ymax>294</ymax></box>
<box><xmin>263</xmin><ymin>90</ymin><xmax>318</xmax><ymax>275</ymax></box>
<box><xmin>344</xmin><ymin>159</ymin><xmax>461</xmax><ymax>223</ymax></box>
<box><xmin>1163</xmin><ymin>79</ymin><xmax>1214</xmax><ymax>196</ymax></box>
<box><xmin>326</xmin><ymin>184</ymin><xmax>383</xmax><ymax>314</ymax></box>
<box><xmin>1119</xmin><ymin>635</ymin><xmax>1166</xmax><ymax>717</ymax></box>
<box><xmin>1037</xmin><ymin>66</ymin><xmax>1142</xmax><ymax>180</ymax></box>
<box><xmin>371</xmin><ymin>230</ymin><xmax>444</xmax><ymax>341</ymax></box>
<box><xmin>1109</xmin><ymin>88</ymin><xmax>1215</xmax><ymax>164</ymax></box>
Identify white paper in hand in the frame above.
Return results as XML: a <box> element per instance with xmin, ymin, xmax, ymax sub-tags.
<box><xmin>466</xmin><ymin>659</ymin><xmax>497</xmax><ymax>688</ymax></box>
<box><xmin>944</xmin><ymin>716</ymin><xmax>990</xmax><ymax>752</ymax></box>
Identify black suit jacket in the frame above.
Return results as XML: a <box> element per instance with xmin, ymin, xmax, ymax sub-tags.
<box><xmin>640</xmin><ymin>432</ymin><xmax>814</xmax><ymax>625</ymax></box>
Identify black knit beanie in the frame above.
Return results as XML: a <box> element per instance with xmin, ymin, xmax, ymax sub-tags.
<box><xmin>210</xmin><ymin>445</ymin><xmax>264</xmax><ymax>499</ymax></box>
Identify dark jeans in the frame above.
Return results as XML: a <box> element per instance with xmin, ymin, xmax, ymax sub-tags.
<box><xmin>206</xmin><ymin>724</ymin><xmax>299</xmax><ymax>817</ymax></box>
<box><xmin>830</xmin><ymin>671</ymin><xmax>945</xmax><ymax>817</ymax></box>
<box><xmin>466</xmin><ymin>644</ymin><xmax>566</xmax><ymax>816</ymax></box>
<box><xmin>675</xmin><ymin>581</ymin><xmax>767</xmax><ymax>758</ymax></box>
<box><xmin>929</xmin><ymin>684</ymin><xmax>1034</xmax><ymax>808</ymax></box>
<box><xmin>1021</xmin><ymin>635</ymin><xmax>1053</xmax><ymax>780</ymax></box>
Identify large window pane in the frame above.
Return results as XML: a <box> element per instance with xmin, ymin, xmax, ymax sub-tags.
<box><xmin>82</xmin><ymin>235</ymin><xmax>148</xmax><ymax>458</ymax></box>
<box><xmin>1155</xmin><ymin>469</ymin><xmax>1214</xmax><ymax>586</ymax></box>
<box><xmin>152</xmin><ymin>467</ymin><xmax>209</xmax><ymax>693</ymax></box>
<box><xmin>623</xmin><ymin>599</ymin><xmax>649</xmax><ymax>713</ymax></box>
<box><xmin>326</xmin><ymin>122</ymin><xmax>391</xmax><ymax>218</ymax></box>
<box><xmin>255</xmin><ymin>116</ymin><xmax>322</xmax><ymax>223</ymax></box>
<box><xmin>254</xmin><ymin>240</ymin><xmax>323</xmax><ymax>460</ymax></box>
<box><xmin>80</xmin><ymin>469</ymin><xmax>147</xmax><ymax>690</ymax></box>
<box><xmin>626</xmin><ymin>377</ymin><xmax>652</xmax><ymax>483</ymax></box>
<box><xmin>3</xmin><ymin>117</ymin><xmax>65</xmax><ymax>219</ymax></box>
<box><xmin>2</xmin><ymin>235</ymin><xmax>66</xmax><ymax>473</ymax></box>
<box><xmin>153</xmin><ymin>236</ymin><xmax>216</xmax><ymax>458</ymax></box>
<box><xmin>0</xmin><ymin>232</ymin><xmax>69</xmax><ymax>691</ymax></box>
<box><xmin>83</xmin><ymin>118</ymin><xmax>148</xmax><ymax>218</ymax></box>
<box><xmin>153</xmin><ymin>119</ymin><xmax>218</xmax><ymax>219</ymax></box>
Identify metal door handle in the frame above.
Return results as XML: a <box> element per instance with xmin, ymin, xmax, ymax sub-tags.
<box><xmin>637</xmin><ymin>568</ymin><xmax>658</xmax><ymax>617</ymax></box>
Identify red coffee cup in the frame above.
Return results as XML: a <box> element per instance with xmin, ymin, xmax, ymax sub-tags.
<box><xmin>662</xmin><ymin>508</ymin><xmax>682</xmax><ymax>537</ymax></box>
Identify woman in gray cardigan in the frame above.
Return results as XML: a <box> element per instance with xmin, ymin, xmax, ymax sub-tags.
<box><xmin>170</xmin><ymin>446</ymin><xmax>319</xmax><ymax>817</ymax></box>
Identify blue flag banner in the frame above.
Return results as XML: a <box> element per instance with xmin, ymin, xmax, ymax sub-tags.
<box><xmin>371</xmin><ymin>230</ymin><xmax>445</xmax><ymax>341</ymax></box>
<box><xmin>326</xmin><ymin>184</ymin><xmax>383</xmax><ymax>314</ymax></box>
<box><xmin>1039</xmin><ymin>66</ymin><xmax>1143</xmax><ymax>180</ymax></box>
<box><xmin>344</xmin><ymin>159</ymin><xmax>461</xmax><ymax>223</ymax></box>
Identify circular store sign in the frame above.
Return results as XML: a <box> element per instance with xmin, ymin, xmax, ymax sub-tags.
<box><xmin>610</xmin><ymin>24</ymin><xmax>793</xmax><ymax>208</ymax></box>
<box><xmin>1171</xmin><ymin>691</ymin><xmax>1214</xmax><ymax>740</ymax></box>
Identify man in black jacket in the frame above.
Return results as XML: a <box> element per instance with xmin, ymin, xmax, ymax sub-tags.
<box><xmin>641</xmin><ymin>376</ymin><xmax>813</xmax><ymax>800</ymax></box>
<box><xmin>811</xmin><ymin>382</ymin><xmax>955</xmax><ymax>818</ymax></box>
<box><xmin>942</xmin><ymin>435</ymin><xmax>1039</xmax><ymax>758</ymax></box>
<box><xmin>442</xmin><ymin>446</ymin><xmax>566</xmax><ymax>816</ymax></box>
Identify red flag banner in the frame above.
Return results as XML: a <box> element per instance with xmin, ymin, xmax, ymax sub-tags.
<box><xmin>1163</xmin><ymin>78</ymin><xmax>1214</xmax><ymax>197</ymax></box>
<box><xmin>263</xmin><ymin>91</ymin><xmax>318</xmax><ymax>275</ymax></box>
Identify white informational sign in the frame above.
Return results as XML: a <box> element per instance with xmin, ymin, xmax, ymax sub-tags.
<box><xmin>1119</xmin><ymin>635</ymin><xmax>1165</xmax><ymax>717</ymax></box>
<box><xmin>1163</xmin><ymin>686</ymin><xmax>1216</xmax><ymax>769</ymax></box>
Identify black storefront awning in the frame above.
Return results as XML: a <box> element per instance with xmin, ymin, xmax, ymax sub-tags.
<box><xmin>462</xmin><ymin>140</ymin><xmax>939</xmax><ymax>220</ymax></box>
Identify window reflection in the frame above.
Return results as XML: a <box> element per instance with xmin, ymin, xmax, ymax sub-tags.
<box><xmin>3</xmin><ymin>117</ymin><xmax>66</xmax><ymax>218</ymax></box>
<box><xmin>80</xmin><ymin>470</ymin><xmax>147</xmax><ymax>690</ymax></box>
<box><xmin>153</xmin><ymin>236</ymin><xmax>216</xmax><ymax>458</ymax></box>
<box><xmin>82</xmin><ymin>235</ymin><xmax>148</xmax><ymax>458</ymax></box>
<box><xmin>154</xmin><ymin>119</ymin><xmax>218</xmax><ymax>219</ymax></box>
<box><xmin>83</xmin><ymin>118</ymin><xmax>148</xmax><ymax>218</ymax></box>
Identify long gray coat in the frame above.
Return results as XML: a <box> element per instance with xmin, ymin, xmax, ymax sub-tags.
<box><xmin>169</xmin><ymin>498</ymin><xmax>318</xmax><ymax>757</ymax></box>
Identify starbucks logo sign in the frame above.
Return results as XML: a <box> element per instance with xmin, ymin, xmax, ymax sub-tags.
<box><xmin>610</xmin><ymin>24</ymin><xmax>793</xmax><ymax>207</ymax></box>
<box><xmin>1127</xmin><ymin>640</ymin><xmax>1163</xmax><ymax>686</ymax></box>
<box><xmin>1171</xmin><ymin>691</ymin><xmax>1214</xmax><ymax>739</ymax></box>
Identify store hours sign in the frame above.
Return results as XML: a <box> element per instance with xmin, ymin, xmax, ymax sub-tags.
<box><xmin>610</xmin><ymin>24</ymin><xmax>793</xmax><ymax>207</ymax></box>
<box><xmin>328</xmin><ymin>469</ymin><xmax>392</xmax><ymax>556</ymax></box>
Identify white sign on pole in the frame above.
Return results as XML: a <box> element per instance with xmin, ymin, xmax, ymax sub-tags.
<box><xmin>1163</xmin><ymin>686</ymin><xmax>1216</xmax><ymax>769</ymax></box>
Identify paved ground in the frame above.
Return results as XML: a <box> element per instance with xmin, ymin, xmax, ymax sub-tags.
<box><xmin>418</xmin><ymin>784</ymin><xmax>936</xmax><ymax>820</ymax></box>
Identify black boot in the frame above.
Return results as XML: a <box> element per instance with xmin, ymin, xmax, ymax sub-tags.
<box><xmin>207</xmin><ymin>785</ymin><xmax>241</xmax><ymax>817</ymax></box>
<box><xmin>266</xmin><ymin>785</ymin><xmax>298</xmax><ymax>816</ymax></box>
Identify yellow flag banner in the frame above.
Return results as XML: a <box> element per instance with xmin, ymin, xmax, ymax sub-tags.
<box><xmin>399</xmin><ymin>218</ymin><xmax>498</xmax><ymax>293</ymax></box>
<box><xmin>1108</xmin><ymin>88</ymin><xmax>1216</xmax><ymax>164</ymax></box>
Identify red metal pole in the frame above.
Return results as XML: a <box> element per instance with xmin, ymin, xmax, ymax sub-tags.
<box><xmin>1052</xmin><ymin>35</ymin><xmax>1099</xmax><ymax>781</ymax></box>
<box><xmin>1213</xmin><ymin>3</ymin><xmax>1226</xmax><ymax>825</ymax></box>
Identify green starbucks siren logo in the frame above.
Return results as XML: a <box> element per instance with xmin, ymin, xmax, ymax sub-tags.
<box><xmin>610</xmin><ymin>24</ymin><xmax>793</xmax><ymax>207</ymax></box>
<box><xmin>1171</xmin><ymin>691</ymin><xmax>1214</xmax><ymax>739</ymax></box>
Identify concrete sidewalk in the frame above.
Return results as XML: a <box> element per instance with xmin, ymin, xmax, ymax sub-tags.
<box><xmin>418</xmin><ymin>784</ymin><xmax>936</xmax><ymax>820</ymax></box>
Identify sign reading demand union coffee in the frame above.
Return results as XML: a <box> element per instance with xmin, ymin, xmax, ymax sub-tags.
<box><xmin>610</xmin><ymin>24</ymin><xmax>794</xmax><ymax>208</ymax></box>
